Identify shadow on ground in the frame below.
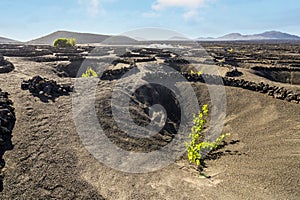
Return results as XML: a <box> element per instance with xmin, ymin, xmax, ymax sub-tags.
<box><xmin>198</xmin><ymin>140</ymin><xmax>242</xmax><ymax>175</ymax></box>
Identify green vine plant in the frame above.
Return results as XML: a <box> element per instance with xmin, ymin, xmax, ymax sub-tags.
<box><xmin>190</xmin><ymin>69</ymin><xmax>202</xmax><ymax>76</ymax></box>
<box><xmin>185</xmin><ymin>104</ymin><xmax>230</xmax><ymax>168</ymax></box>
<box><xmin>81</xmin><ymin>67</ymin><xmax>98</xmax><ymax>78</ymax></box>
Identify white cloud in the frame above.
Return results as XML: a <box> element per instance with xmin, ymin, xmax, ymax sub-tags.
<box><xmin>152</xmin><ymin>0</ymin><xmax>207</xmax><ymax>10</ymax></box>
<box><xmin>183</xmin><ymin>10</ymin><xmax>199</xmax><ymax>21</ymax></box>
<box><xmin>78</xmin><ymin>0</ymin><xmax>108</xmax><ymax>17</ymax></box>
<box><xmin>151</xmin><ymin>0</ymin><xmax>211</xmax><ymax>21</ymax></box>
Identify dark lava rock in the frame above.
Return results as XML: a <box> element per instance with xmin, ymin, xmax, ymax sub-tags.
<box><xmin>143</xmin><ymin>70</ymin><xmax>300</xmax><ymax>104</ymax></box>
<box><xmin>112</xmin><ymin>58</ymin><xmax>132</xmax><ymax>65</ymax></box>
<box><xmin>0</xmin><ymin>44</ymin><xmax>52</xmax><ymax>57</ymax></box>
<box><xmin>21</xmin><ymin>76</ymin><xmax>73</xmax><ymax>102</ymax></box>
<box><xmin>101</xmin><ymin>64</ymin><xmax>138</xmax><ymax>80</ymax></box>
<box><xmin>0</xmin><ymin>54</ymin><xmax>14</xmax><ymax>73</ymax></box>
<box><xmin>0</xmin><ymin>88</ymin><xmax>15</xmax><ymax>191</ymax></box>
<box><xmin>28</xmin><ymin>56</ymin><xmax>70</xmax><ymax>63</ymax></box>
<box><xmin>134</xmin><ymin>57</ymin><xmax>156</xmax><ymax>63</ymax></box>
<box><xmin>226</xmin><ymin>67</ymin><xmax>243</xmax><ymax>77</ymax></box>
<box><xmin>252</xmin><ymin>66</ymin><xmax>300</xmax><ymax>85</ymax></box>
<box><xmin>164</xmin><ymin>57</ymin><xmax>190</xmax><ymax>65</ymax></box>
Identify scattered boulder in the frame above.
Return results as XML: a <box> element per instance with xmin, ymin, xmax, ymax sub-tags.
<box><xmin>226</xmin><ymin>67</ymin><xmax>243</xmax><ymax>77</ymax></box>
<box><xmin>21</xmin><ymin>76</ymin><xmax>73</xmax><ymax>102</ymax></box>
<box><xmin>0</xmin><ymin>54</ymin><xmax>14</xmax><ymax>73</ymax></box>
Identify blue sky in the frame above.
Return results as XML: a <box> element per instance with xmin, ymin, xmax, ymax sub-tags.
<box><xmin>0</xmin><ymin>0</ymin><xmax>300</xmax><ymax>41</ymax></box>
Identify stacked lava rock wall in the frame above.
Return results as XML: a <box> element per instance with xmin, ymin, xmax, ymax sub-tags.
<box><xmin>0</xmin><ymin>89</ymin><xmax>15</xmax><ymax>188</ymax></box>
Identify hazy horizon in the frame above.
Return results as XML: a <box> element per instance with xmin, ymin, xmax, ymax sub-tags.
<box><xmin>1</xmin><ymin>0</ymin><xmax>299</xmax><ymax>41</ymax></box>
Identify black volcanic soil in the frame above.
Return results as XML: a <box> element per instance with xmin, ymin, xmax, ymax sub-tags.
<box><xmin>0</xmin><ymin>42</ymin><xmax>299</xmax><ymax>199</ymax></box>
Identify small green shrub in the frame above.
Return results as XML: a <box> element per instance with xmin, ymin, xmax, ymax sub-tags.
<box><xmin>190</xmin><ymin>70</ymin><xmax>202</xmax><ymax>76</ymax></box>
<box><xmin>81</xmin><ymin>67</ymin><xmax>98</xmax><ymax>78</ymax></box>
<box><xmin>185</xmin><ymin>104</ymin><xmax>230</xmax><ymax>166</ymax></box>
<box><xmin>53</xmin><ymin>38</ymin><xmax>76</xmax><ymax>48</ymax></box>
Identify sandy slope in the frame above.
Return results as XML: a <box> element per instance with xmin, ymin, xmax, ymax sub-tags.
<box><xmin>0</xmin><ymin>57</ymin><xmax>299</xmax><ymax>199</ymax></box>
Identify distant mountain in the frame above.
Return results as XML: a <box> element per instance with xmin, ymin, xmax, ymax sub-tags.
<box><xmin>217</xmin><ymin>31</ymin><xmax>300</xmax><ymax>41</ymax></box>
<box><xmin>28</xmin><ymin>30</ymin><xmax>137</xmax><ymax>45</ymax></box>
<box><xmin>132</xmin><ymin>36</ymin><xmax>147</xmax><ymax>41</ymax></box>
<box><xmin>255</xmin><ymin>31</ymin><xmax>300</xmax><ymax>40</ymax></box>
<box><xmin>197</xmin><ymin>36</ymin><xmax>214</xmax><ymax>40</ymax></box>
<box><xmin>101</xmin><ymin>35</ymin><xmax>138</xmax><ymax>44</ymax></box>
<box><xmin>0</xmin><ymin>36</ymin><xmax>20</xmax><ymax>44</ymax></box>
<box><xmin>196</xmin><ymin>31</ymin><xmax>300</xmax><ymax>41</ymax></box>
<box><xmin>168</xmin><ymin>36</ymin><xmax>190</xmax><ymax>41</ymax></box>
